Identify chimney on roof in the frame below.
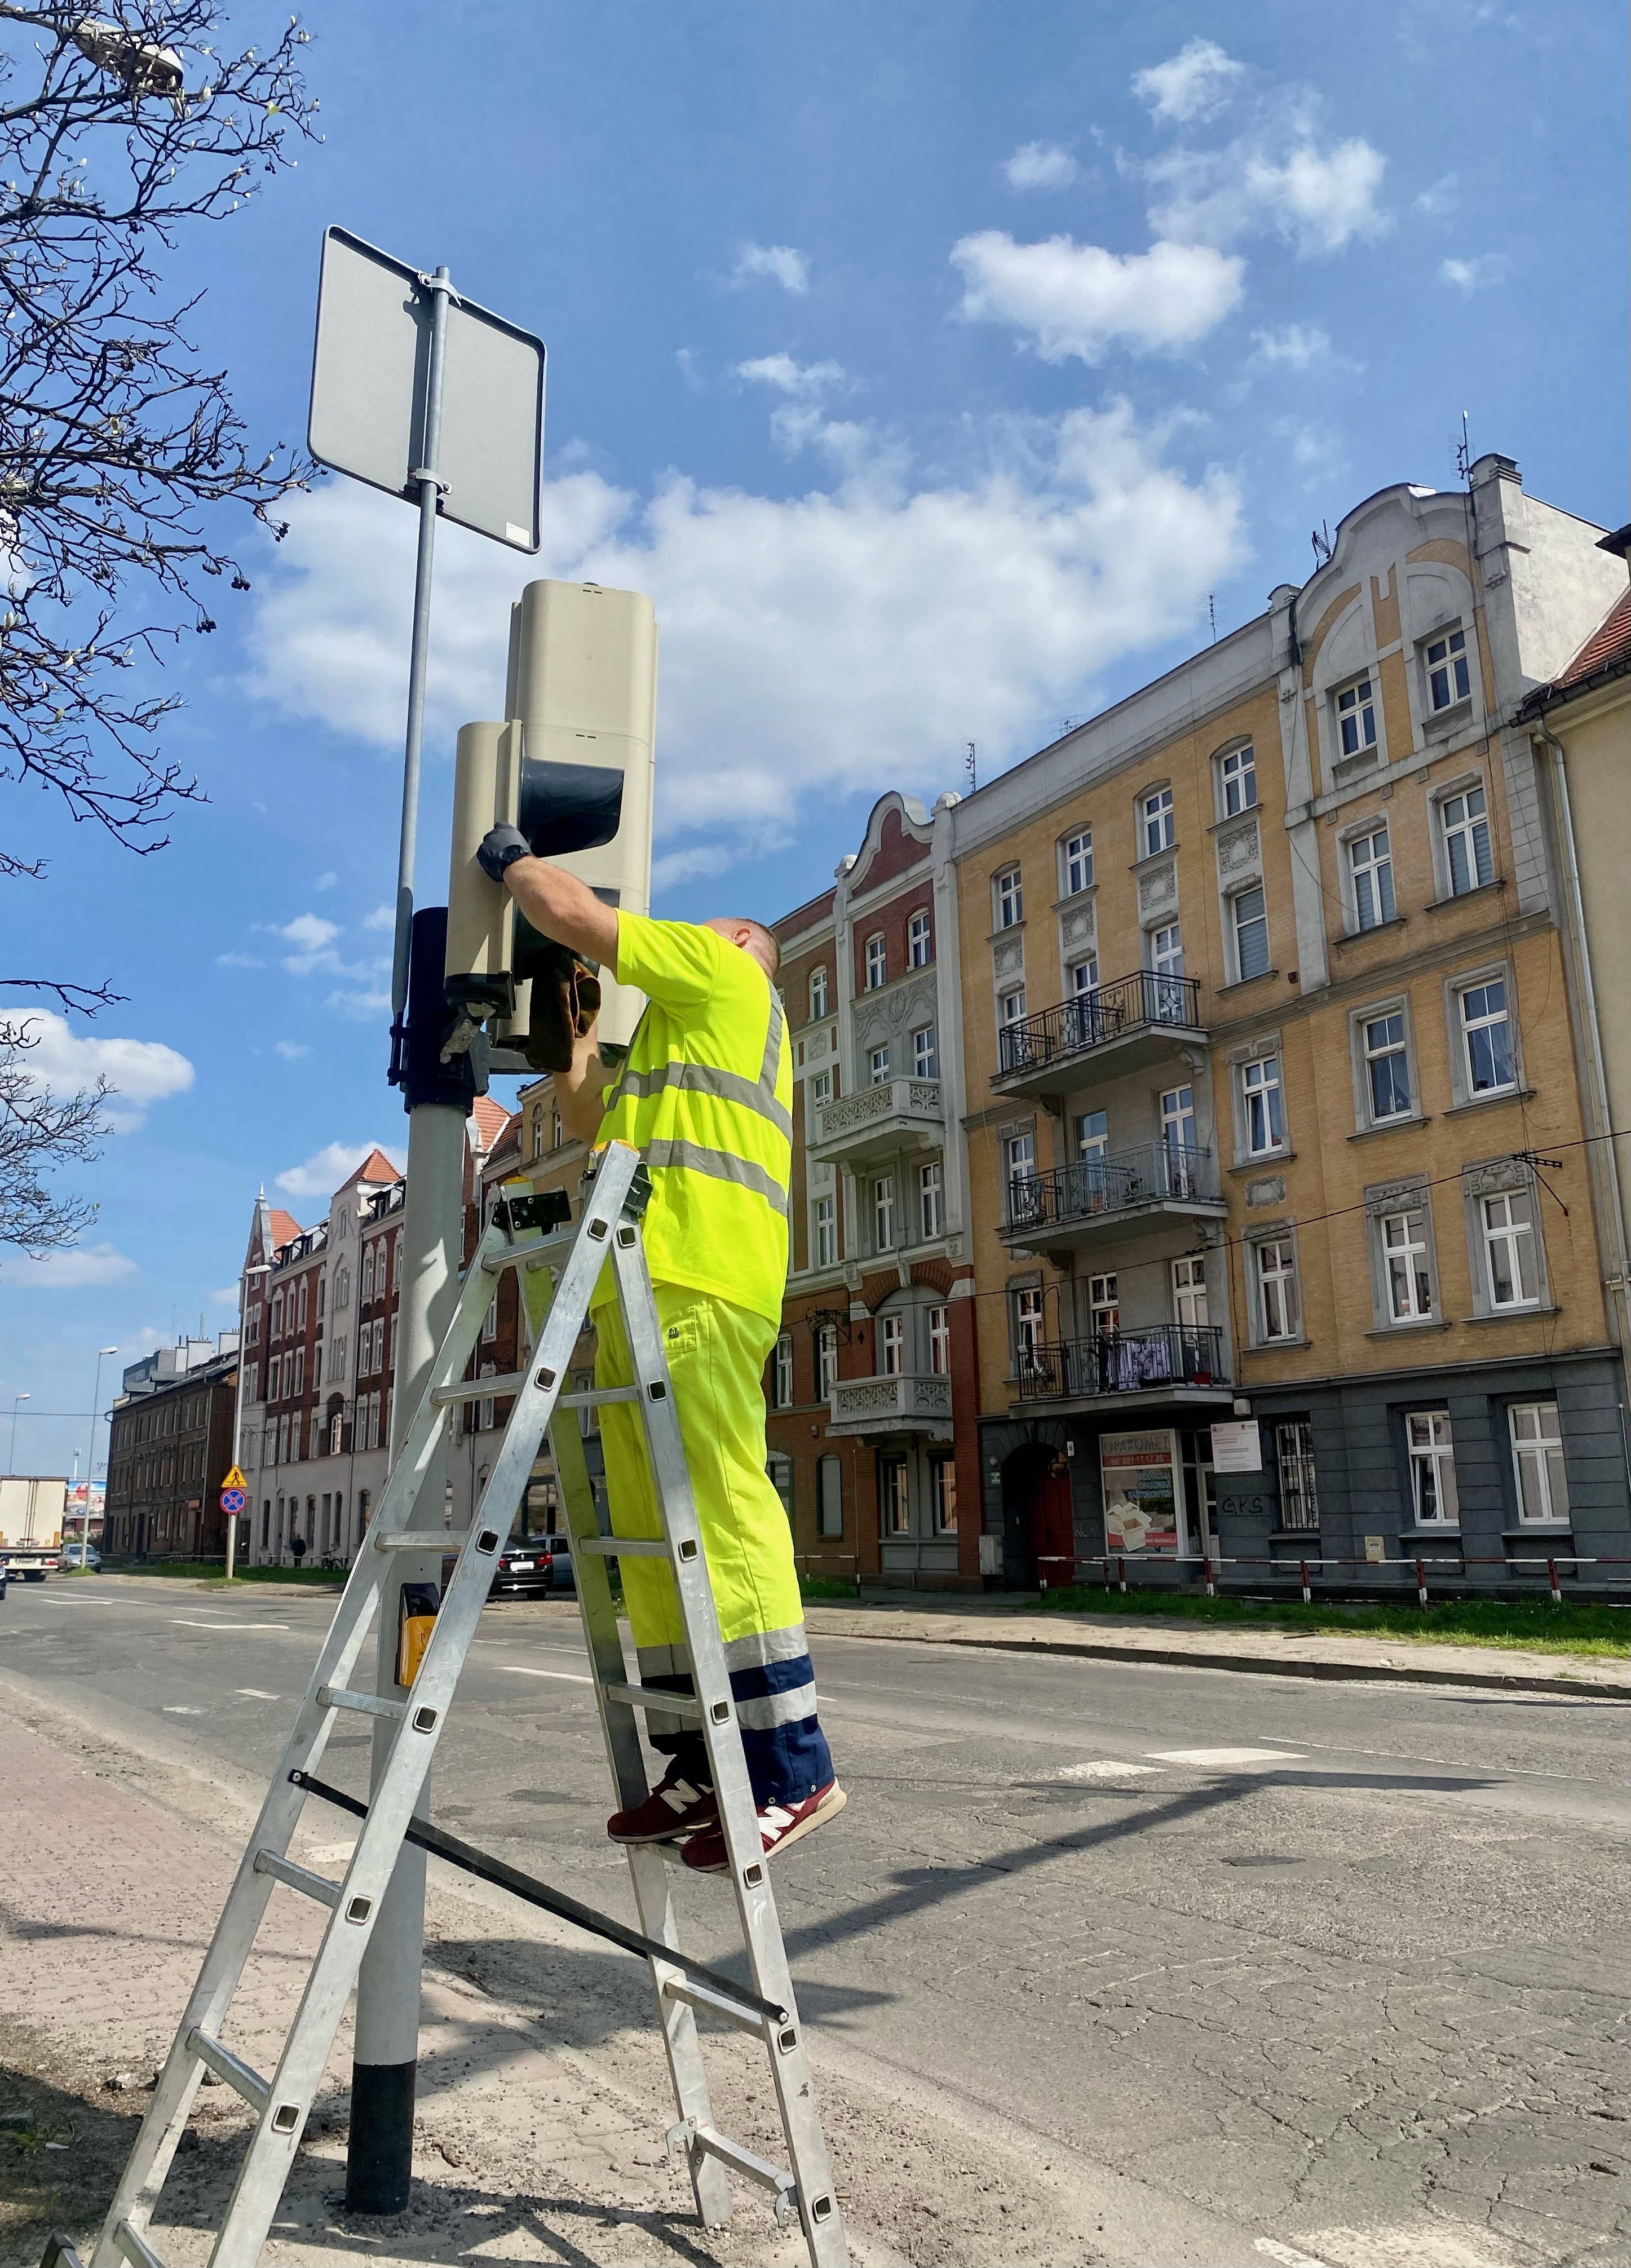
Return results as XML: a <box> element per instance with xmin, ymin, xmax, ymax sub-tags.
<box><xmin>1469</xmin><ymin>452</ymin><xmax>1521</xmax><ymax>489</ymax></box>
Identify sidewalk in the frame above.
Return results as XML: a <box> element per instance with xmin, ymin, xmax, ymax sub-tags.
<box><xmin>798</xmin><ymin>1593</ymin><xmax>1631</xmax><ymax>1696</ymax></box>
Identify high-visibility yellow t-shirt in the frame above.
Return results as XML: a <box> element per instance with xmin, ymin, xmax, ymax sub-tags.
<box><xmin>590</xmin><ymin>916</ymin><xmax>792</xmax><ymax>1324</ymax></box>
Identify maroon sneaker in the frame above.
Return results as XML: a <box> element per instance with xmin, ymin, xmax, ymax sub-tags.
<box><xmin>607</xmin><ymin>1766</ymin><xmax>718</xmax><ymax>1845</ymax></box>
<box><xmin>679</xmin><ymin>1781</ymin><xmax>846</xmax><ymax>1874</ymax></box>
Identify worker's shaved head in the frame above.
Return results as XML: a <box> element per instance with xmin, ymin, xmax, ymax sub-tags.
<box><xmin>704</xmin><ymin>916</ymin><xmax>781</xmax><ymax>980</ymax></box>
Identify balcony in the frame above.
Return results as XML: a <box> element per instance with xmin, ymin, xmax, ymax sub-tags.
<box><xmin>811</xmin><ymin>1077</ymin><xmax>943</xmax><ymax>1169</ymax></box>
<box><xmin>1002</xmin><ymin>1143</ymin><xmax>1225</xmax><ymax>1252</ymax></box>
<box><xmin>827</xmin><ymin>1370</ymin><xmax>953</xmax><ymax>1441</ymax></box>
<box><xmin>992</xmin><ymin>970</ymin><xmax>1205</xmax><ymax>1100</ymax></box>
<box><xmin>1018</xmin><ymin>1325</ymin><xmax>1231</xmax><ymax>1408</ymax></box>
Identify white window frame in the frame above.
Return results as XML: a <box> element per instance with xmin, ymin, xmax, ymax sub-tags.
<box><xmin>869</xmin><ymin>1043</ymin><xmax>891</xmax><ymax>1086</ymax></box>
<box><xmin>878</xmin><ymin>1456</ymin><xmax>910</xmax><ymax>1537</ymax></box>
<box><xmin>998</xmin><ymin>985</ymin><xmax>1027</xmax><ymax>1037</ymax></box>
<box><xmin>1407</xmin><ymin>1410</ymin><xmax>1458</xmax><ymax>1524</ymax></box>
<box><xmin>881</xmin><ymin>1312</ymin><xmax>905</xmax><ymax>1377</ymax></box>
<box><xmin>812</xmin><ymin>1193</ymin><xmax>837</xmax><ymax>1270</ymax></box>
<box><xmin>1087</xmin><ymin>1271</ymin><xmax>1119</xmax><ymax>1336</ymax></box>
<box><xmin>1482</xmin><ymin>1186</ymin><xmax>1540</xmax><ymax>1309</ymax></box>
<box><xmin>1509</xmin><ymin>1402</ymin><xmax>1569</xmax><ymax>1526</ymax></box>
<box><xmin>1241</xmin><ymin>1053</ymin><xmax>1286</xmax><ymax>1158</ymax></box>
<box><xmin>864</xmin><ymin>933</ymin><xmax>886</xmax><ymax>991</ymax></box>
<box><xmin>1150</xmin><ymin>921</ymin><xmax>1183</xmax><ymax>982</ymax></box>
<box><xmin>1440</xmin><ymin>782</ymin><xmax>1494</xmax><ymax>898</ymax></box>
<box><xmin>1218</xmin><ymin>743</ymin><xmax>1257</xmax><ymax>818</ymax></box>
<box><xmin>907</xmin><ymin>908</ymin><xmax>931</xmax><ymax>968</ymax></box>
<box><xmin>919</xmin><ymin>1159</ymin><xmax>945</xmax><ymax>1239</ymax></box>
<box><xmin>772</xmin><ymin>1333</ymin><xmax>795</xmax><ymax>1409</ymax></box>
<box><xmin>1140</xmin><ymin>784</ymin><xmax>1175</xmax><ymax>857</ymax></box>
<box><xmin>1012</xmin><ymin>1284</ymin><xmax>1044</xmax><ymax>1367</ymax></box>
<box><xmin>1381</xmin><ymin>1206</ymin><xmax>1434</xmax><ymax>1324</ymax></box>
<box><xmin>931</xmin><ymin>1456</ymin><xmax>957</xmax><ymax>1535</ymax></box>
<box><xmin>928</xmin><ymin>1303</ymin><xmax>951</xmax><ymax>1375</ymax></box>
<box><xmin>1455</xmin><ymin>974</ymin><xmax>1517</xmax><ymax>1100</ymax></box>
<box><xmin>1347</xmin><ymin>823</ymin><xmax>1396</xmax><ymax>932</ymax></box>
<box><xmin>1424</xmin><ymin>622</ymin><xmax>1471</xmax><ymax>713</ymax></box>
<box><xmin>994</xmin><ymin>865</ymin><xmax>1023</xmax><ymax>929</ymax></box>
<box><xmin>1334</xmin><ymin>672</ymin><xmax>1378</xmax><ymax>761</ymax></box>
<box><xmin>1062</xmin><ymin>827</ymin><xmax>1094</xmax><ymax>896</ymax></box>
<box><xmin>1356</xmin><ymin>1006</ymin><xmax>1415</xmax><ymax>1127</ymax></box>
<box><xmin>1004</xmin><ymin>1129</ymin><xmax>1035</xmax><ymax>1221</ymax></box>
<box><xmin>1068</xmin><ymin>953</ymin><xmax>1099</xmax><ymax>1001</ymax></box>
<box><xmin>1231</xmin><ymin>884</ymin><xmax>1270</xmax><ymax>982</ymax></box>
<box><xmin>1171</xmin><ymin>1255</ymin><xmax>1208</xmax><ymax>1330</ymax></box>
<box><xmin>810</xmin><ymin>1066</ymin><xmax>833</xmax><ymax>1112</ymax></box>
<box><xmin>817</xmin><ymin>1324</ymin><xmax>839</xmax><ymax>1400</ymax></box>
<box><xmin>809</xmin><ymin>963</ymin><xmax>829</xmax><ymax>1021</ymax></box>
<box><xmin>912</xmin><ymin>1023</ymin><xmax>937</xmax><ymax>1078</ymax></box>
<box><xmin>479</xmin><ymin>1361</ymin><xmax>496</xmax><ymax>1433</ymax></box>
<box><xmin>1254</xmin><ymin>1236</ymin><xmax>1300</xmax><ymax>1343</ymax></box>
<box><xmin>873</xmin><ymin>1174</ymin><xmax>896</xmax><ymax>1252</ymax></box>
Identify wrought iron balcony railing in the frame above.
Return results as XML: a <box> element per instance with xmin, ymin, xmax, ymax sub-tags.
<box><xmin>1006</xmin><ymin>1143</ymin><xmax>1216</xmax><ymax>1235</ymax></box>
<box><xmin>997</xmin><ymin>969</ymin><xmax>1203</xmax><ymax>1078</ymax></box>
<box><xmin>1017</xmin><ymin>1324</ymin><xmax>1227</xmax><ymax>1402</ymax></box>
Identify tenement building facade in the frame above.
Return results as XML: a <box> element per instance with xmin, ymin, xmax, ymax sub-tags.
<box><xmin>957</xmin><ymin>456</ymin><xmax>1630</xmax><ymax>1591</ymax></box>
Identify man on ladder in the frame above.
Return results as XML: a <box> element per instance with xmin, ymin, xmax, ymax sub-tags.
<box><xmin>479</xmin><ymin>824</ymin><xmax>844</xmax><ymax>1872</ymax></box>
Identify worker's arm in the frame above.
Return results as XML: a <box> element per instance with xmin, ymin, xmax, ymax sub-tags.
<box><xmin>482</xmin><ymin>838</ymin><xmax>620</xmax><ymax>968</ymax></box>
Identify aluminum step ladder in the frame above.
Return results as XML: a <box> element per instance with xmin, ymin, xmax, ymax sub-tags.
<box><xmin>90</xmin><ymin>1139</ymin><xmax>847</xmax><ymax>2268</ymax></box>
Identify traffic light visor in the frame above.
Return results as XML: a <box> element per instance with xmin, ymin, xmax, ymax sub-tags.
<box><xmin>519</xmin><ymin>759</ymin><xmax>624</xmax><ymax>856</ymax></box>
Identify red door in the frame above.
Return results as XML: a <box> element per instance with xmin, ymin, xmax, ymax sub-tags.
<box><xmin>1030</xmin><ymin>1470</ymin><xmax>1075</xmax><ymax>1586</ymax></box>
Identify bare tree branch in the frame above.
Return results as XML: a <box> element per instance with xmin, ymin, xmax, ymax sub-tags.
<box><xmin>0</xmin><ymin>973</ymin><xmax>126</xmax><ymax>1009</ymax></box>
<box><xmin>0</xmin><ymin>1011</ymin><xmax>108</xmax><ymax>1252</ymax></box>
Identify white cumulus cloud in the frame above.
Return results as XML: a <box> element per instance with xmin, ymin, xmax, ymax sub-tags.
<box><xmin>951</xmin><ymin>231</ymin><xmax>1245</xmax><ymax>361</ymax></box>
<box><xmin>273</xmin><ymin>1041</ymin><xmax>310</xmax><ymax>1060</ymax></box>
<box><xmin>246</xmin><ymin>403</ymin><xmax>1244</xmax><ymax>864</ymax></box>
<box><xmin>1002</xmin><ymin>140</ymin><xmax>1079</xmax><ymax>191</ymax></box>
<box><xmin>735</xmin><ymin>354</ymin><xmax>847</xmax><ymax>397</ymax></box>
<box><xmin>1250</xmin><ymin>324</ymin><xmax>1332</xmax><ymax>368</ymax></box>
<box><xmin>1133</xmin><ymin>38</ymin><xmax>1245</xmax><ymax>125</ymax></box>
<box><xmin>1144</xmin><ymin>131</ymin><xmax>1387</xmax><ymax>255</ymax></box>
<box><xmin>1440</xmin><ymin>253</ymin><xmax>1508</xmax><ymax>293</ymax></box>
<box><xmin>730</xmin><ymin>242</ymin><xmax>810</xmax><ymax>295</ymax></box>
<box><xmin>275</xmin><ymin>1142</ymin><xmax>402</xmax><ymax>1200</ymax></box>
<box><xmin>2</xmin><ymin>1240</ymin><xmax>139</xmax><ymax>1288</ymax></box>
<box><xmin>13</xmin><ymin>1011</ymin><xmax>193</xmax><ymax>1134</ymax></box>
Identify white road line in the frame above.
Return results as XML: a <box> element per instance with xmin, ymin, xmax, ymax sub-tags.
<box><xmin>1148</xmin><ymin>1746</ymin><xmax>1306</xmax><ymax>1767</ymax></box>
<box><xmin>1255</xmin><ymin>2242</ymin><xmax>1329</xmax><ymax>2268</ymax></box>
<box><xmin>161</xmin><ymin>1705</ymin><xmax>204</xmax><ymax>1716</ymax></box>
<box><xmin>170</xmin><ymin>1619</ymin><xmax>289</xmax><ymax>1632</ymax></box>
<box><xmin>1057</xmin><ymin>1761</ymin><xmax>1164</xmax><ymax>1780</ymax></box>
<box><xmin>502</xmin><ymin>1666</ymin><xmax>591</xmax><ymax>1684</ymax></box>
<box><xmin>235</xmin><ymin>1688</ymin><xmax>279</xmax><ymax>1700</ymax></box>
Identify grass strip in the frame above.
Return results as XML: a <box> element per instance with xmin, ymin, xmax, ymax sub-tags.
<box><xmin>1026</xmin><ymin>1584</ymin><xmax>1627</xmax><ymax>1659</ymax></box>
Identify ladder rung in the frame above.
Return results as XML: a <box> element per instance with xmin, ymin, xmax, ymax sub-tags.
<box><xmin>481</xmin><ymin>1231</ymin><xmax>572</xmax><ymax>1273</ymax></box>
<box><xmin>432</xmin><ymin>1372</ymin><xmax>525</xmax><ymax>1405</ymax></box>
<box><xmin>602</xmin><ymin>1680</ymin><xmax>702</xmax><ymax>1721</ymax></box>
<box><xmin>685</xmin><ymin>2120</ymin><xmax>797</xmax><ymax>2203</ymax></box>
<box><xmin>253</xmin><ymin>1848</ymin><xmax>341</xmax><ymax>1908</ymax></box>
<box><xmin>559</xmin><ymin>1386</ymin><xmax>640</xmax><ymax>1408</ymax></box>
<box><xmin>113</xmin><ymin>2223</ymin><xmax>166</xmax><ymax>2268</ymax></box>
<box><xmin>576</xmin><ymin>1536</ymin><xmax>668</xmax><ymax>1558</ymax></box>
<box><xmin>661</xmin><ymin>1973</ymin><xmax>772</xmax><ymax>2035</ymax></box>
<box><xmin>370</xmin><ymin>1528</ymin><xmax>458</xmax><ymax>1551</ymax></box>
<box><xmin>185</xmin><ymin>2027</ymin><xmax>269</xmax><ymax>2114</ymax></box>
<box><xmin>317</xmin><ymin>1685</ymin><xmax>407</xmax><ymax>1721</ymax></box>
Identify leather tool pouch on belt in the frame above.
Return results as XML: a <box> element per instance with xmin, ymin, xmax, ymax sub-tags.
<box><xmin>516</xmin><ymin>923</ymin><xmax>602</xmax><ymax>1075</ymax></box>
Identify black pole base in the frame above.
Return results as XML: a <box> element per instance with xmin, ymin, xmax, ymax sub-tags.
<box><xmin>344</xmin><ymin>2059</ymin><xmax>416</xmax><ymax>2214</ymax></box>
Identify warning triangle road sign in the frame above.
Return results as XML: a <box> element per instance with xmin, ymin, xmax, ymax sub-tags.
<box><xmin>222</xmin><ymin>1465</ymin><xmax>245</xmax><ymax>1491</ymax></box>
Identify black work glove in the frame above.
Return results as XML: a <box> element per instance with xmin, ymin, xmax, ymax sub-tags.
<box><xmin>477</xmin><ymin>823</ymin><xmax>531</xmax><ymax>882</ymax></box>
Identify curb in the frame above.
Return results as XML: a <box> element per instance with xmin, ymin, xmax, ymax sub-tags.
<box><xmin>803</xmin><ymin>1616</ymin><xmax>1630</xmax><ymax>1699</ymax></box>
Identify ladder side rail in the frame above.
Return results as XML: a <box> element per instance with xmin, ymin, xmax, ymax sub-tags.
<box><xmin>206</xmin><ymin>1145</ymin><xmax>645</xmax><ymax>2265</ymax></box>
<box><xmin>608</xmin><ymin>1226</ymin><xmax>850</xmax><ymax>2268</ymax></box>
<box><xmin>543</xmin><ymin>1301</ymin><xmax>733</xmax><ymax>2231</ymax></box>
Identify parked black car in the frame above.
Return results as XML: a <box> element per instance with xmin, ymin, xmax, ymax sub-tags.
<box><xmin>488</xmin><ymin>1535</ymin><xmax>574</xmax><ymax>1598</ymax></box>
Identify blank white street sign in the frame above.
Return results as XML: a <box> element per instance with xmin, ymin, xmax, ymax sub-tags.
<box><xmin>308</xmin><ymin>224</ymin><xmax>544</xmax><ymax>551</ymax></box>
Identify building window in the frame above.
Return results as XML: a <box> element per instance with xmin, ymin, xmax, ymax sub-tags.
<box><xmin>1441</xmin><ymin>784</ymin><xmax>1493</xmax><ymax>896</ymax></box>
<box><xmin>767</xmin><ymin>1453</ymin><xmax>794</xmax><ymax>1524</ymax></box>
<box><xmin>1483</xmin><ymin>1188</ymin><xmax>1539</xmax><ymax>1307</ymax></box>
<box><xmin>998</xmin><ymin>986</ymin><xmax>1028</xmax><ymax>1040</ymax></box>
<box><xmin>1407</xmin><ymin>1411</ymin><xmax>1458</xmax><ymax>1524</ymax></box>
<box><xmin>1382</xmin><ymin>1208</ymin><xmax>1434</xmax><ymax>1322</ymax></box>
<box><xmin>813</xmin><ymin>1195</ymin><xmax>837</xmax><ymax>1270</ymax></box>
<box><xmin>1172</xmin><ymin>1255</ymin><xmax>1208</xmax><ymax>1330</ymax></box>
<box><xmin>931</xmin><ymin>1458</ymin><xmax>958</xmax><ymax>1535</ymax></box>
<box><xmin>1232</xmin><ymin>886</ymin><xmax>1270</xmax><ymax>982</ymax></box>
<box><xmin>1218</xmin><ymin>744</ymin><xmax>1256</xmax><ymax>817</ymax></box>
<box><xmin>912</xmin><ymin>1024</ymin><xmax>937</xmax><ymax>1078</ymax></box>
<box><xmin>869</xmin><ymin>1044</ymin><xmax>891</xmax><ymax>1086</ymax></box>
<box><xmin>1012</xmin><ymin>1285</ymin><xmax>1044</xmax><ymax>1365</ymax></box>
<box><xmin>810</xmin><ymin>1067</ymin><xmax>832</xmax><ymax>1111</ymax></box>
<box><xmin>483</xmin><ymin>1296</ymin><xmax>498</xmax><ymax>1342</ymax></box>
<box><xmin>994</xmin><ymin>866</ymin><xmax>1023</xmax><ymax>929</ymax></box>
<box><xmin>478</xmin><ymin>1363</ymin><xmax>496</xmax><ymax>1432</ymax></box>
<box><xmin>1458</xmin><ymin>977</ymin><xmax>1514</xmax><ymax>1095</ymax></box>
<box><xmin>1241</xmin><ymin>1054</ymin><xmax>1285</xmax><ymax>1156</ymax></box>
<box><xmin>361</xmin><ymin>1246</ymin><xmax>375</xmax><ymax>1302</ymax></box>
<box><xmin>1510</xmin><ymin>1403</ymin><xmax>1568</xmax><ymax>1525</ymax></box>
<box><xmin>1088</xmin><ymin>1272</ymin><xmax>1119</xmax><ymax>1334</ymax></box>
<box><xmin>817</xmin><ymin>1325</ymin><xmax>839</xmax><ymax>1400</ymax></box>
<box><xmin>881</xmin><ymin>1314</ymin><xmax>905</xmax><ymax>1376</ymax></box>
<box><xmin>810</xmin><ymin>965</ymin><xmax>829</xmax><ymax>1020</ymax></box>
<box><xmin>1063</xmin><ymin>828</ymin><xmax>1094</xmax><ymax>895</ymax></box>
<box><xmin>920</xmin><ymin>1159</ymin><xmax>945</xmax><ymax>1239</ymax></box>
<box><xmin>1150</xmin><ymin>918</ymin><xmax>1183</xmax><ymax>989</ymax></box>
<box><xmin>1349</xmin><ymin>825</ymin><xmax>1395</xmax><ymax>931</ymax></box>
<box><xmin>245</xmin><ymin>1361</ymin><xmax>260</xmax><ymax>1405</ymax></box>
<box><xmin>1335</xmin><ymin>674</ymin><xmax>1377</xmax><ymax>759</ymax></box>
<box><xmin>928</xmin><ymin>1303</ymin><xmax>951</xmax><ymax>1375</ymax></box>
<box><xmin>531</xmin><ymin>1112</ymin><xmax>545</xmax><ymax>1160</ymax></box>
<box><xmin>293</xmin><ymin>1347</ymin><xmax>304</xmax><ymax>1395</ymax></box>
<box><xmin>907</xmin><ymin>908</ymin><xmax>931</xmax><ymax>967</ymax></box>
<box><xmin>551</xmin><ymin>1107</ymin><xmax>563</xmax><ymax>1150</ymax></box>
<box><xmin>1275</xmin><ymin>1420</ymin><xmax>1319</xmax><ymax>1531</ymax></box>
<box><xmin>817</xmin><ymin>1454</ymin><xmax>843</xmax><ymax>1537</ymax></box>
<box><xmin>772</xmin><ymin>1334</ymin><xmax>794</xmax><ymax>1409</ymax></box>
<box><xmin>873</xmin><ymin>1175</ymin><xmax>896</xmax><ymax>1250</ymax></box>
<box><xmin>1256</xmin><ymin>1237</ymin><xmax>1300</xmax><ymax>1341</ymax></box>
<box><xmin>1068</xmin><ymin>954</ymin><xmax>1099</xmax><ymax>1003</ymax></box>
<box><xmin>1004</xmin><ymin>1130</ymin><xmax>1035</xmax><ymax>1219</ymax></box>
<box><xmin>1160</xmin><ymin>1085</ymin><xmax>1196</xmax><ymax>1190</ymax></box>
<box><xmin>1141</xmin><ymin>785</ymin><xmax>1175</xmax><ymax>856</ymax></box>
<box><xmin>1362</xmin><ymin>1011</ymin><xmax>1413</xmax><ymax>1122</ymax></box>
<box><xmin>864</xmin><ymin>933</ymin><xmax>886</xmax><ymax>991</ymax></box>
<box><xmin>270</xmin><ymin>1292</ymin><xmax>283</xmax><ymax>1341</ymax></box>
<box><xmin>1426</xmin><ymin>625</ymin><xmax>1471</xmax><ymax>711</ymax></box>
<box><xmin>879</xmin><ymin>1458</ymin><xmax>910</xmax><ymax>1537</ymax></box>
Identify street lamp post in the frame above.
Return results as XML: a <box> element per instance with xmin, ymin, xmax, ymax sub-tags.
<box><xmin>228</xmin><ymin>1267</ymin><xmax>271</xmax><ymax>1582</ymax></box>
<box><xmin>7</xmin><ymin>1392</ymin><xmax>29</xmax><ymax>1474</ymax></box>
<box><xmin>86</xmin><ymin>1347</ymin><xmax>117</xmax><ymax>1562</ymax></box>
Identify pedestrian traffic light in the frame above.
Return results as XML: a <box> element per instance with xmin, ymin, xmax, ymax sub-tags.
<box><xmin>444</xmin><ymin>578</ymin><xmax>656</xmax><ymax>1063</ymax></box>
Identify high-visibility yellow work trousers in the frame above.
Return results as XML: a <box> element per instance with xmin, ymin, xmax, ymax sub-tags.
<box><xmin>593</xmin><ymin>1284</ymin><xmax>801</xmax><ymax>1652</ymax></box>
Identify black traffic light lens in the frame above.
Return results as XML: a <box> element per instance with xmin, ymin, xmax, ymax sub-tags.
<box><xmin>518</xmin><ymin>759</ymin><xmax>624</xmax><ymax>856</ymax></box>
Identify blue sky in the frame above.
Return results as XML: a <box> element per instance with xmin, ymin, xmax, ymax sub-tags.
<box><xmin>1</xmin><ymin>0</ymin><xmax>1624</xmax><ymax>1478</ymax></box>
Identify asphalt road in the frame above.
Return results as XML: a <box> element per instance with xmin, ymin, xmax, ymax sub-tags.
<box><xmin>3</xmin><ymin>1575</ymin><xmax>1627</xmax><ymax>2268</ymax></box>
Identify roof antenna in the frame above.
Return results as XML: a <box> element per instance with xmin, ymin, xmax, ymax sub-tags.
<box><xmin>1208</xmin><ymin>594</ymin><xmax>1217</xmax><ymax>643</ymax></box>
<box><xmin>965</xmin><ymin>740</ymin><xmax>978</xmax><ymax>794</ymax></box>
<box><xmin>1455</xmin><ymin>408</ymin><xmax>1472</xmax><ymax>485</ymax></box>
<box><xmin>1311</xmin><ymin>521</ymin><xmax>1333</xmax><ymax>569</ymax></box>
